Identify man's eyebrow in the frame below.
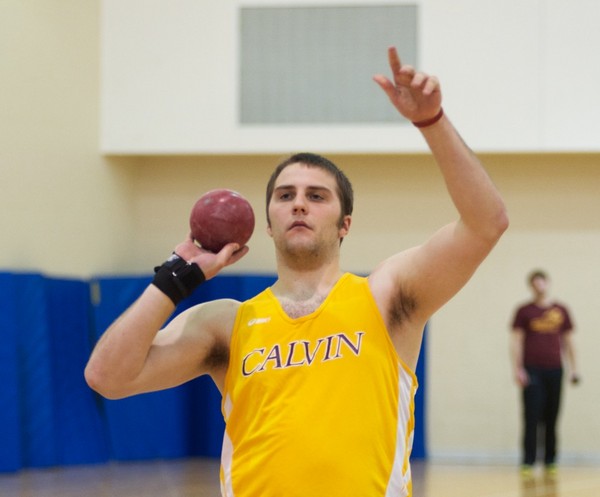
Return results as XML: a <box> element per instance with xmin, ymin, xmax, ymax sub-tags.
<box><xmin>274</xmin><ymin>184</ymin><xmax>332</xmax><ymax>192</ymax></box>
<box><xmin>273</xmin><ymin>185</ymin><xmax>295</xmax><ymax>191</ymax></box>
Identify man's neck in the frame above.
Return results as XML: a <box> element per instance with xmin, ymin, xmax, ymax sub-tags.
<box><xmin>533</xmin><ymin>294</ymin><xmax>551</xmax><ymax>307</ymax></box>
<box><xmin>272</xmin><ymin>264</ymin><xmax>344</xmax><ymax>301</ymax></box>
<box><xmin>272</xmin><ymin>265</ymin><xmax>345</xmax><ymax>319</ymax></box>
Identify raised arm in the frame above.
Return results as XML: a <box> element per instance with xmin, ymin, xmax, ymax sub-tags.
<box><xmin>85</xmin><ymin>237</ymin><xmax>248</xmax><ymax>399</ymax></box>
<box><xmin>370</xmin><ymin>47</ymin><xmax>509</xmax><ymax>365</ymax></box>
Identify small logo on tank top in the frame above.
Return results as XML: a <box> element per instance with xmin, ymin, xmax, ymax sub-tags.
<box><xmin>247</xmin><ymin>317</ymin><xmax>272</xmax><ymax>326</ymax></box>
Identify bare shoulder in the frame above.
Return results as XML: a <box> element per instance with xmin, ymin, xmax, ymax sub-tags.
<box><xmin>368</xmin><ymin>248</ymin><xmax>423</xmax><ymax>332</ymax></box>
<box><xmin>159</xmin><ymin>298</ymin><xmax>241</xmax><ymax>388</ymax></box>
<box><xmin>187</xmin><ymin>298</ymin><xmax>241</xmax><ymax>326</ymax></box>
<box><xmin>171</xmin><ymin>298</ymin><xmax>240</xmax><ymax>350</ymax></box>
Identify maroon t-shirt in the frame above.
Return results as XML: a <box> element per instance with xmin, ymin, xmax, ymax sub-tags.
<box><xmin>512</xmin><ymin>302</ymin><xmax>573</xmax><ymax>368</ymax></box>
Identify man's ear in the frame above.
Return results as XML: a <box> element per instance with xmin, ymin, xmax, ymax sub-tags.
<box><xmin>339</xmin><ymin>215</ymin><xmax>352</xmax><ymax>238</ymax></box>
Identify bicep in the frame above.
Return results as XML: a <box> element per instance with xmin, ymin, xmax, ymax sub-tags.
<box><xmin>375</xmin><ymin>220</ymin><xmax>497</xmax><ymax>323</ymax></box>
<box><xmin>132</xmin><ymin>300</ymin><xmax>238</xmax><ymax>395</ymax></box>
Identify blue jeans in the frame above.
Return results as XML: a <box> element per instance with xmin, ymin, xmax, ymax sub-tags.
<box><xmin>522</xmin><ymin>367</ymin><xmax>563</xmax><ymax>466</ymax></box>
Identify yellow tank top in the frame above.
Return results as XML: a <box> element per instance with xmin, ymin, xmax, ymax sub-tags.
<box><xmin>220</xmin><ymin>273</ymin><xmax>418</xmax><ymax>497</ymax></box>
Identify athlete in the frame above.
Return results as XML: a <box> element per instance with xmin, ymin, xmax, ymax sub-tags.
<box><xmin>85</xmin><ymin>47</ymin><xmax>509</xmax><ymax>496</ymax></box>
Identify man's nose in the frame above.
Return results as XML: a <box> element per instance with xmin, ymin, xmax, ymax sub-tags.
<box><xmin>292</xmin><ymin>195</ymin><xmax>307</xmax><ymax>213</ymax></box>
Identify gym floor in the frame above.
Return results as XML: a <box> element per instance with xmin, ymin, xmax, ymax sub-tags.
<box><xmin>1</xmin><ymin>458</ymin><xmax>599</xmax><ymax>497</ymax></box>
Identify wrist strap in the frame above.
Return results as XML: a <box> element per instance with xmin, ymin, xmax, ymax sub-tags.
<box><xmin>152</xmin><ymin>253</ymin><xmax>206</xmax><ymax>305</ymax></box>
<box><xmin>412</xmin><ymin>107</ymin><xmax>444</xmax><ymax>128</ymax></box>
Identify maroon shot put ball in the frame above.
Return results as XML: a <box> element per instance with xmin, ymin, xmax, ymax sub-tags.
<box><xmin>189</xmin><ymin>189</ymin><xmax>255</xmax><ymax>253</ymax></box>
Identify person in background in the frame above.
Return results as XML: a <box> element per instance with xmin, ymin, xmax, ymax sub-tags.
<box><xmin>510</xmin><ymin>269</ymin><xmax>580</xmax><ymax>478</ymax></box>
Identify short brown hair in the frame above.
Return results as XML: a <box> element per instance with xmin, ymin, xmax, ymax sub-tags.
<box><xmin>528</xmin><ymin>269</ymin><xmax>548</xmax><ymax>285</ymax></box>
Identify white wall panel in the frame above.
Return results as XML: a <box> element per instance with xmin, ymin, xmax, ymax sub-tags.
<box><xmin>543</xmin><ymin>0</ymin><xmax>600</xmax><ymax>151</ymax></box>
<box><xmin>423</xmin><ymin>1</ymin><xmax>543</xmax><ymax>152</ymax></box>
<box><xmin>100</xmin><ymin>0</ymin><xmax>600</xmax><ymax>153</ymax></box>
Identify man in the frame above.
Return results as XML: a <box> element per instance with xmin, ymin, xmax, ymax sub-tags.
<box><xmin>510</xmin><ymin>270</ymin><xmax>579</xmax><ymax>477</ymax></box>
<box><xmin>85</xmin><ymin>47</ymin><xmax>508</xmax><ymax>497</ymax></box>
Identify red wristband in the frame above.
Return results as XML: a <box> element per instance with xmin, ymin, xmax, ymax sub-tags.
<box><xmin>412</xmin><ymin>108</ymin><xmax>444</xmax><ymax>128</ymax></box>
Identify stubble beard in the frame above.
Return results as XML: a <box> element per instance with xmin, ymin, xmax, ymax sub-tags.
<box><xmin>276</xmin><ymin>233</ymin><xmax>337</xmax><ymax>271</ymax></box>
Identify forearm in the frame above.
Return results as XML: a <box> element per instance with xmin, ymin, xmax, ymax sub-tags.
<box><xmin>420</xmin><ymin>115</ymin><xmax>508</xmax><ymax>241</ymax></box>
<box><xmin>510</xmin><ymin>335</ymin><xmax>523</xmax><ymax>373</ymax></box>
<box><xmin>563</xmin><ymin>335</ymin><xmax>578</xmax><ymax>376</ymax></box>
<box><xmin>510</xmin><ymin>331</ymin><xmax>528</xmax><ymax>386</ymax></box>
<box><xmin>85</xmin><ymin>285</ymin><xmax>175</xmax><ymax>398</ymax></box>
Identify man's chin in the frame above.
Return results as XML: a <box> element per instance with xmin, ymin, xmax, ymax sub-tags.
<box><xmin>282</xmin><ymin>241</ymin><xmax>320</xmax><ymax>259</ymax></box>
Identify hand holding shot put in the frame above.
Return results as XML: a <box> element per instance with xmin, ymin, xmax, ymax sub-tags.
<box><xmin>85</xmin><ymin>46</ymin><xmax>508</xmax><ymax>497</ymax></box>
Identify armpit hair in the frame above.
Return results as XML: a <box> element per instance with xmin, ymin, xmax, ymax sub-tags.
<box><xmin>203</xmin><ymin>339</ymin><xmax>230</xmax><ymax>371</ymax></box>
<box><xmin>388</xmin><ymin>289</ymin><xmax>418</xmax><ymax>327</ymax></box>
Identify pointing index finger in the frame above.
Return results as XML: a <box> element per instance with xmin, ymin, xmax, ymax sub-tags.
<box><xmin>388</xmin><ymin>46</ymin><xmax>415</xmax><ymax>87</ymax></box>
<box><xmin>388</xmin><ymin>46</ymin><xmax>401</xmax><ymax>75</ymax></box>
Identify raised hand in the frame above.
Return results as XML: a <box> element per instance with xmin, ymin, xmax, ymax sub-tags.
<box><xmin>373</xmin><ymin>46</ymin><xmax>442</xmax><ymax>123</ymax></box>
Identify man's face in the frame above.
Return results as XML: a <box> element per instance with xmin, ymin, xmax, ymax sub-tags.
<box><xmin>267</xmin><ymin>163</ymin><xmax>350</xmax><ymax>258</ymax></box>
<box><xmin>530</xmin><ymin>276</ymin><xmax>549</xmax><ymax>297</ymax></box>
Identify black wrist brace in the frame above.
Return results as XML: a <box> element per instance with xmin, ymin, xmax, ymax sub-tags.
<box><xmin>152</xmin><ymin>253</ymin><xmax>206</xmax><ymax>305</ymax></box>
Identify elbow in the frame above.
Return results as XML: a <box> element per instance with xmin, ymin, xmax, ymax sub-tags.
<box><xmin>84</xmin><ymin>362</ymin><xmax>128</xmax><ymax>400</ymax></box>
<box><xmin>494</xmin><ymin>206</ymin><xmax>510</xmax><ymax>239</ymax></box>
<box><xmin>484</xmin><ymin>203</ymin><xmax>509</xmax><ymax>244</ymax></box>
<box><xmin>465</xmin><ymin>199</ymin><xmax>509</xmax><ymax>246</ymax></box>
<box><xmin>84</xmin><ymin>363</ymin><xmax>111</xmax><ymax>398</ymax></box>
<box><xmin>471</xmin><ymin>205</ymin><xmax>509</xmax><ymax>249</ymax></box>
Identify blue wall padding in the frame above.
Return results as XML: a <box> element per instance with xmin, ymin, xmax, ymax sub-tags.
<box><xmin>413</xmin><ymin>328</ymin><xmax>427</xmax><ymax>459</ymax></box>
<box><xmin>0</xmin><ymin>273</ymin><xmax>109</xmax><ymax>472</ymax></box>
<box><xmin>16</xmin><ymin>274</ymin><xmax>57</xmax><ymax>468</ymax></box>
<box><xmin>184</xmin><ymin>375</ymin><xmax>227</xmax><ymax>457</ymax></box>
<box><xmin>0</xmin><ymin>271</ymin><xmax>426</xmax><ymax>471</ymax></box>
<box><xmin>0</xmin><ymin>273</ymin><xmax>24</xmax><ymax>472</ymax></box>
<box><xmin>45</xmin><ymin>277</ymin><xmax>109</xmax><ymax>466</ymax></box>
